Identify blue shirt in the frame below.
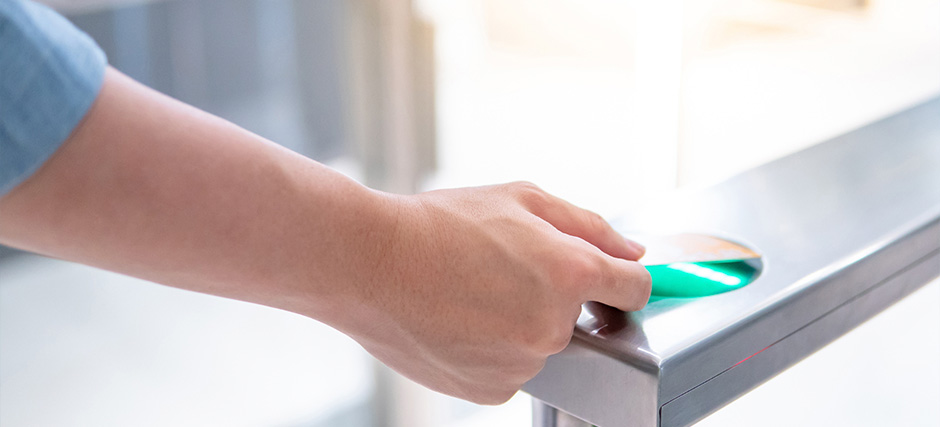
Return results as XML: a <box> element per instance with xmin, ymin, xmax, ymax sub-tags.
<box><xmin>0</xmin><ymin>0</ymin><xmax>106</xmax><ymax>197</ymax></box>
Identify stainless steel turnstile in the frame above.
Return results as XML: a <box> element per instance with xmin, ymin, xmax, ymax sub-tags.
<box><xmin>524</xmin><ymin>97</ymin><xmax>940</xmax><ymax>427</ymax></box>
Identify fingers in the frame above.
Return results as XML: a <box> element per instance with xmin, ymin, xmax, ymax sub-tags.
<box><xmin>587</xmin><ymin>255</ymin><xmax>652</xmax><ymax>311</ymax></box>
<box><xmin>562</xmin><ymin>237</ymin><xmax>652</xmax><ymax>311</ymax></box>
<box><xmin>510</xmin><ymin>182</ymin><xmax>646</xmax><ymax>261</ymax></box>
<box><xmin>505</xmin><ymin>181</ymin><xmax>651</xmax><ymax>310</ymax></box>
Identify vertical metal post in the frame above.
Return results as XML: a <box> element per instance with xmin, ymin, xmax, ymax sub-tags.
<box><xmin>532</xmin><ymin>399</ymin><xmax>594</xmax><ymax>427</ymax></box>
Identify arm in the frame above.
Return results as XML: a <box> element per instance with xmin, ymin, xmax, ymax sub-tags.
<box><xmin>0</xmin><ymin>67</ymin><xmax>651</xmax><ymax>404</ymax></box>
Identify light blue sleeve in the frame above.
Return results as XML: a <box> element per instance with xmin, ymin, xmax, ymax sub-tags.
<box><xmin>0</xmin><ymin>0</ymin><xmax>107</xmax><ymax>197</ymax></box>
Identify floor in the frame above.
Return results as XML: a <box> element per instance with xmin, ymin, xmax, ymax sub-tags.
<box><xmin>0</xmin><ymin>255</ymin><xmax>374</xmax><ymax>427</ymax></box>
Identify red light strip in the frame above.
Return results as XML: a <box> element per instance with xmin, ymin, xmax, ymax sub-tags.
<box><xmin>733</xmin><ymin>345</ymin><xmax>771</xmax><ymax>367</ymax></box>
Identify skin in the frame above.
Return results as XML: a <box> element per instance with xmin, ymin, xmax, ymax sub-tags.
<box><xmin>0</xmin><ymin>67</ymin><xmax>651</xmax><ymax>405</ymax></box>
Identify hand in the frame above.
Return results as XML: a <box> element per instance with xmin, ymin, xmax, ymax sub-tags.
<box><xmin>339</xmin><ymin>182</ymin><xmax>651</xmax><ymax>405</ymax></box>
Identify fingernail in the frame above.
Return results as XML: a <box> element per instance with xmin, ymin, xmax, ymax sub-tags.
<box><xmin>626</xmin><ymin>238</ymin><xmax>646</xmax><ymax>256</ymax></box>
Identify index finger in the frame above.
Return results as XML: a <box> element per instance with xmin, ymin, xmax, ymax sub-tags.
<box><xmin>518</xmin><ymin>184</ymin><xmax>646</xmax><ymax>261</ymax></box>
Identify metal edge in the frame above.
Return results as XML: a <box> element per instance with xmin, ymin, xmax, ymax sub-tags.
<box><xmin>657</xmin><ymin>210</ymin><xmax>940</xmax><ymax>402</ymax></box>
<box><xmin>659</xmin><ymin>246</ymin><xmax>940</xmax><ymax>426</ymax></box>
<box><xmin>523</xmin><ymin>340</ymin><xmax>662</xmax><ymax>427</ymax></box>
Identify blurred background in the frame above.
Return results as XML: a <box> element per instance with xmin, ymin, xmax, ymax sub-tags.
<box><xmin>1</xmin><ymin>0</ymin><xmax>938</xmax><ymax>425</ymax></box>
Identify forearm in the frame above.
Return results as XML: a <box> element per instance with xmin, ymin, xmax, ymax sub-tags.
<box><xmin>0</xmin><ymin>67</ymin><xmax>392</xmax><ymax>325</ymax></box>
<box><xmin>1</xmin><ymin>66</ymin><xmax>651</xmax><ymax>405</ymax></box>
